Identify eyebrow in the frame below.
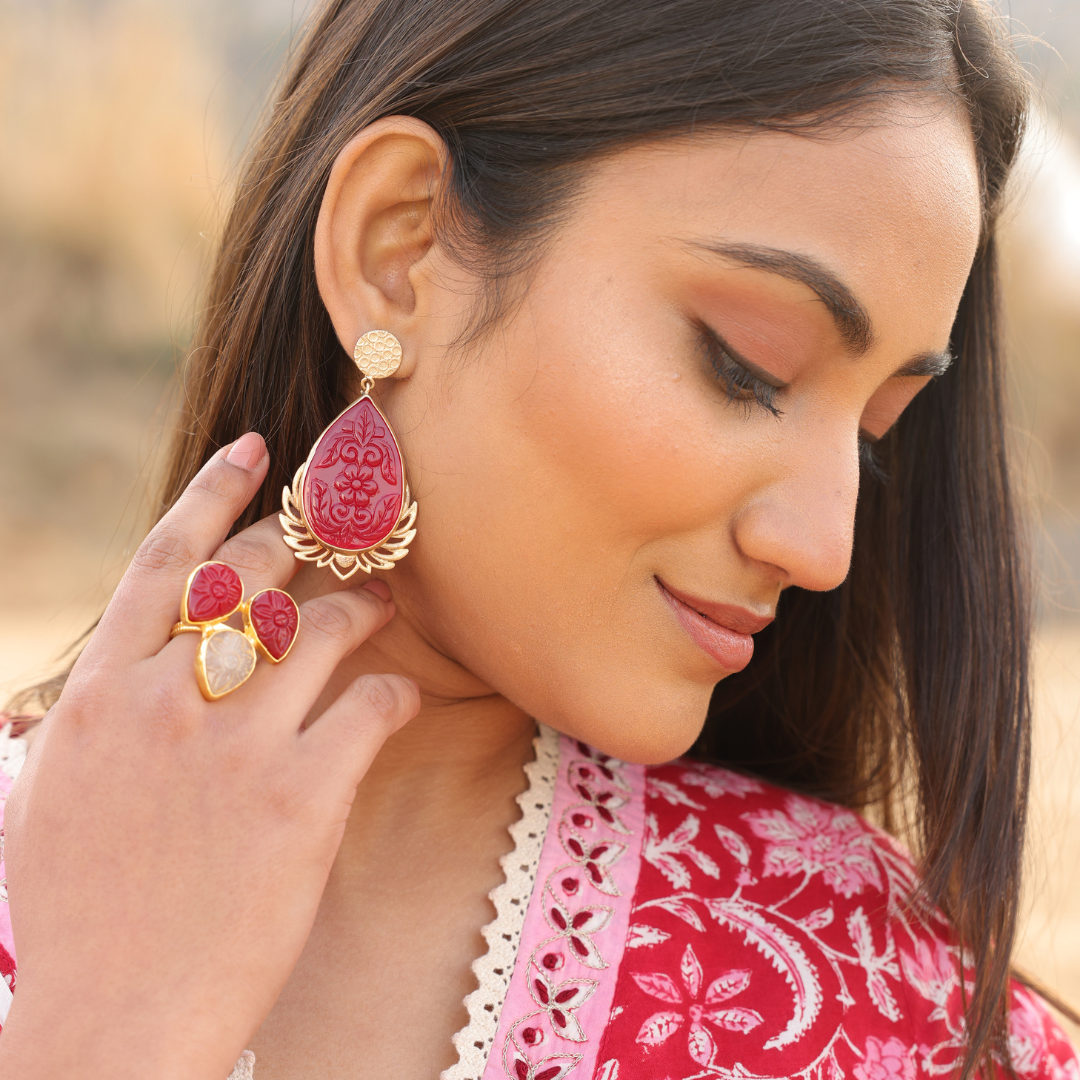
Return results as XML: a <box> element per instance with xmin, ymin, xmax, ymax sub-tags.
<box><xmin>689</xmin><ymin>240</ymin><xmax>954</xmax><ymax>378</ymax></box>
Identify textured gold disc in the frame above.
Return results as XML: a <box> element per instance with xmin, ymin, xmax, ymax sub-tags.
<box><xmin>353</xmin><ymin>330</ymin><xmax>402</xmax><ymax>380</ymax></box>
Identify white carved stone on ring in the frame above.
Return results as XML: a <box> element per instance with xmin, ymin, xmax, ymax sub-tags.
<box><xmin>200</xmin><ymin>626</ymin><xmax>257</xmax><ymax>698</ymax></box>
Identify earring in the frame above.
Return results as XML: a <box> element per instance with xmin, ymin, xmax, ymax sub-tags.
<box><xmin>280</xmin><ymin>330</ymin><xmax>418</xmax><ymax>580</ymax></box>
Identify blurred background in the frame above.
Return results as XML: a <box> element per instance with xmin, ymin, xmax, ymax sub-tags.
<box><xmin>0</xmin><ymin>0</ymin><xmax>1078</xmax><ymax>1030</ymax></box>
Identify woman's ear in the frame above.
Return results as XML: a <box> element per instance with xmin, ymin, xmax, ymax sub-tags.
<box><xmin>313</xmin><ymin>116</ymin><xmax>446</xmax><ymax>374</ymax></box>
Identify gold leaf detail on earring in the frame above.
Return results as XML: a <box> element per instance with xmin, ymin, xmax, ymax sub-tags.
<box><xmin>280</xmin><ymin>467</ymin><xmax>418</xmax><ymax>581</ymax></box>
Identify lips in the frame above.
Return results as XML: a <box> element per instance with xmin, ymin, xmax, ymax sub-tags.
<box><xmin>657</xmin><ymin>578</ymin><xmax>774</xmax><ymax>673</ymax></box>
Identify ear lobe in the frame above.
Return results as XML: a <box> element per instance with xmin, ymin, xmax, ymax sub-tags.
<box><xmin>313</xmin><ymin>116</ymin><xmax>446</xmax><ymax>371</ymax></box>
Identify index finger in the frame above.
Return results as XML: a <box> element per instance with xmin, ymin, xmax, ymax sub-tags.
<box><xmin>94</xmin><ymin>433</ymin><xmax>270</xmax><ymax>662</ymax></box>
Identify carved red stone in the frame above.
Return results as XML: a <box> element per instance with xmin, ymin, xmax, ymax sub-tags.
<box><xmin>301</xmin><ymin>397</ymin><xmax>404</xmax><ymax>553</ymax></box>
<box><xmin>185</xmin><ymin>562</ymin><xmax>243</xmax><ymax>623</ymax></box>
<box><xmin>248</xmin><ymin>589</ymin><xmax>299</xmax><ymax>661</ymax></box>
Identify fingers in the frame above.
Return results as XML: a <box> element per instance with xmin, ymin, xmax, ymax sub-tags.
<box><xmin>299</xmin><ymin>672</ymin><xmax>420</xmax><ymax>786</ymax></box>
<box><xmin>246</xmin><ymin>582</ymin><xmax>398</xmax><ymax>721</ymax></box>
<box><xmin>95</xmin><ymin>434</ymin><xmax>269</xmax><ymax>661</ymax></box>
<box><xmin>211</xmin><ymin>516</ymin><xmax>300</xmax><ymax>597</ymax></box>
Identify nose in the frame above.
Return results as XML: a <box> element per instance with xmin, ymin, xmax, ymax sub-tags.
<box><xmin>732</xmin><ymin>430</ymin><xmax>860</xmax><ymax>593</ymax></box>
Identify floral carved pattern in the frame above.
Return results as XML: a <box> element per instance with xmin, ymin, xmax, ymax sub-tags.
<box><xmin>248</xmin><ymin>589</ymin><xmax>298</xmax><ymax>661</ymax></box>
<box><xmin>185</xmin><ymin>562</ymin><xmax>243</xmax><ymax>623</ymax></box>
<box><xmin>301</xmin><ymin>397</ymin><xmax>404</xmax><ymax>552</ymax></box>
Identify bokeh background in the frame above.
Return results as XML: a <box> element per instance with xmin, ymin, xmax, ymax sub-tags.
<box><xmin>1</xmin><ymin>0</ymin><xmax>1079</xmax><ymax>1030</ymax></box>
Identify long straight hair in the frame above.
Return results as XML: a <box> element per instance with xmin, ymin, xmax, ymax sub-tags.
<box><xmin>20</xmin><ymin>0</ymin><xmax>1033</xmax><ymax>1074</ymax></box>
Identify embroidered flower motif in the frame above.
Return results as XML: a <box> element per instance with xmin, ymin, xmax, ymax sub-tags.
<box><xmin>853</xmin><ymin>1036</ymin><xmax>917</xmax><ymax>1080</ymax></box>
<box><xmin>542</xmin><ymin>886</ymin><xmax>613</xmax><ymax>969</ymax></box>
<box><xmin>334</xmin><ymin>460</ymin><xmax>379</xmax><ymax>507</ymax></box>
<box><xmin>558</xmin><ymin>821</ymin><xmax>626</xmax><ymax>895</ymax></box>
<box><xmin>742</xmin><ymin>794</ymin><xmax>883</xmax><ymax>897</ymax></box>
<box><xmin>569</xmin><ymin>785</ymin><xmax>631</xmax><ymax>834</ymax></box>
<box><xmin>632</xmin><ymin>944</ymin><xmax>763</xmax><ymax>1067</ymax></box>
<box><xmin>573</xmin><ymin>742</ymin><xmax>630</xmax><ymax>784</ymax></box>
<box><xmin>504</xmin><ymin>1021</ymin><xmax>581</xmax><ymax>1080</ymax></box>
<box><xmin>642</xmin><ymin>813</ymin><xmax>720</xmax><ymax>890</ymax></box>
<box><xmin>528</xmin><ymin>962</ymin><xmax>599</xmax><ymax>1041</ymax></box>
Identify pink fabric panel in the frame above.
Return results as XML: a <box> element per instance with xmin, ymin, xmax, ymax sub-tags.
<box><xmin>482</xmin><ymin>736</ymin><xmax>646</xmax><ymax>1080</ymax></box>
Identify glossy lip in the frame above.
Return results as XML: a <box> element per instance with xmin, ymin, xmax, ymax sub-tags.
<box><xmin>657</xmin><ymin>577</ymin><xmax>774</xmax><ymax>672</ymax></box>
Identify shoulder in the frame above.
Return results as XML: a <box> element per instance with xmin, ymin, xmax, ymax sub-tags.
<box><xmin>610</xmin><ymin>758</ymin><xmax>1080</xmax><ymax>1079</ymax></box>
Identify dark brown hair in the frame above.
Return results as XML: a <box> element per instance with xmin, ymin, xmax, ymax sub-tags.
<box><xmin>15</xmin><ymin>0</ymin><xmax>1037</xmax><ymax>1073</ymax></box>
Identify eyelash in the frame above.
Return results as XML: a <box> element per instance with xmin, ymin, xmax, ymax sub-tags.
<box><xmin>700</xmin><ymin>330</ymin><xmax>782</xmax><ymax>418</ymax></box>
<box><xmin>700</xmin><ymin>327</ymin><xmax>890</xmax><ymax>482</ymax></box>
<box><xmin>858</xmin><ymin>435</ymin><xmax>888</xmax><ymax>483</ymax></box>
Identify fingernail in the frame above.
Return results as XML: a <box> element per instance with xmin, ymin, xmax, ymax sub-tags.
<box><xmin>226</xmin><ymin>432</ymin><xmax>265</xmax><ymax>471</ymax></box>
<box><xmin>363</xmin><ymin>579</ymin><xmax>392</xmax><ymax>602</ymax></box>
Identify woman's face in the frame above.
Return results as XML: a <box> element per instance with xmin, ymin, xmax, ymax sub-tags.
<box><xmin>315</xmin><ymin>97</ymin><xmax>981</xmax><ymax>764</ymax></box>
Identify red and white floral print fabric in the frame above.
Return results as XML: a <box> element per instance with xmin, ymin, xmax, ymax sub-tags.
<box><xmin>0</xmin><ymin>726</ymin><xmax>1076</xmax><ymax>1080</ymax></box>
<box><xmin>486</xmin><ymin>740</ymin><xmax>1079</xmax><ymax>1080</ymax></box>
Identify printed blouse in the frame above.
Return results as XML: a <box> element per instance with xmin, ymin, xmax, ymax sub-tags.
<box><xmin>0</xmin><ymin>723</ymin><xmax>1075</xmax><ymax>1080</ymax></box>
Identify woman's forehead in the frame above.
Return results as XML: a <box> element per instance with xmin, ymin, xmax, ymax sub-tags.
<box><xmin>562</xmin><ymin>98</ymin><xmax>981</xmax><ymax>353</ymax></box>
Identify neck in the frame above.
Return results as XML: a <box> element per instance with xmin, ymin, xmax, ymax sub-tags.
<box><xmin>293</xmin><ymin>565</ymin><xmax>539</xmax><ymax>854</ymax></box>
<box><xmin>349</xmin><ymin>693</ymin><xmax>538</xmax><ymax>832</ymax></box>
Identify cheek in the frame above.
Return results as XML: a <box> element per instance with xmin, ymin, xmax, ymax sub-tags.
<box><xmin>505</xmin><ymin>291</ymin><xmax>766</xmax><ymax>543</ymax></box>
<box><xmin>859</xmin><ymin>376</ymin><xmax>931</xmax><ymax>440</ymax></box>
<box><xmin>388</xmin><ymin>283</ymin><xmax>765</xmax><ymax>763</ymax></box>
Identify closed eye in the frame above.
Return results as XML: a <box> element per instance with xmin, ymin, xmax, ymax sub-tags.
<box><xmin>699</xmin><ymin>325</ymin><xmax>784</xmax><ymax>418</ymax></box>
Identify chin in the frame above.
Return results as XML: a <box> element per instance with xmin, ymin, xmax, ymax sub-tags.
<box><xmin>534</xmin><ymin>675</ymin><xmax>715</xmax><ymax>766</ymax></box>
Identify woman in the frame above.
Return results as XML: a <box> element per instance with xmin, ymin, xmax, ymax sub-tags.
<box><xmin>0</xmin><ymin>0</ymin><xmax>1074</xmax><ymax>1077</ymax></box>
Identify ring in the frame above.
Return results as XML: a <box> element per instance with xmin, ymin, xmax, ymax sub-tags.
<box><xmin>172</xmin><ymin>562</ymin><xmax>299</xmax><ymax>701</ymax></box>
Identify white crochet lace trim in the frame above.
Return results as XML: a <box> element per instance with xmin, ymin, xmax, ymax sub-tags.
<box><xmin>442</xmin><ymin>723</ymin><xmax>559</xmax><ymax>1080</ymax></box>
<box><xmin>226</xmin><ymin>1050</ymin><xmax>255</xmax><ymax>1080</ymax></box>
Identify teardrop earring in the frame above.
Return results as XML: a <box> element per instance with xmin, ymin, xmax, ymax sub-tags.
<box><xmin>280</xmin><ymin>330</ymin><xmax>418</xmax><ymax>580</ymax></box>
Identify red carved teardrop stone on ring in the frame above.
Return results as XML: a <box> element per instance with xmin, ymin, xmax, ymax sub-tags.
<box><xmin>301</xmin><ymin>397</ymin><xmax>404</xmax><ymax>553</ymax></box>
<box><xmin>186</xmin><ymin>562</ymin><xmax>243</xmax><ymax>623</ymax></box>
<box><xmin>249</xmin><ymin>589</ymin><xmax>299</xmax><ymax>661</ymax></box>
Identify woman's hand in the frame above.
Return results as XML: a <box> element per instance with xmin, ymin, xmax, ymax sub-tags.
<box><xmin>0</xmin><ymin>433</ymin><xmax>420</xmax><ymax>1080</ymax></box>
